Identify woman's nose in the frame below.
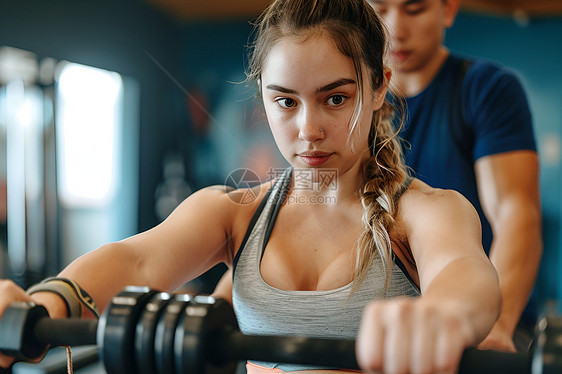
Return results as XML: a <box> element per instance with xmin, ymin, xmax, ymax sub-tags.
<box><xmin>297</xmin><ymin>106</ymin><xmax>326</xmax><ymax>142</ymax></box>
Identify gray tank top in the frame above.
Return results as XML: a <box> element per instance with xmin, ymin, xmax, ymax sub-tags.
<box><xmin>232</xmin><ymin>167</ymin><xmax>420</xmax><ymax>371</ymax></box>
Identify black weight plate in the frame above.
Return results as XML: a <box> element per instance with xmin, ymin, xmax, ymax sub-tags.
<box><xmin>98</xmin><ymin>286</ymin><xmax>158</xmax><ymax>374</ymax></box>
<box><xmin>154</xmin><ymin>293</ymin><xmax>191</xmax><ymax>374</ymax></box>
<box><xmin>176</xmin><ymin>296</ymin><xmax>239</xmax><ymax>374</ymax></box>
<box><xmin>134</xmin><ymin>292</ymin><xmax>172</xmax><ymax>374</ymax></box>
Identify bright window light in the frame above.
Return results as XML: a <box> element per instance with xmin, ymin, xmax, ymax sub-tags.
<box><xmin>56</xmin><ymin>62</ymin><xmax>122</xmax><ymax>207</ymax></box>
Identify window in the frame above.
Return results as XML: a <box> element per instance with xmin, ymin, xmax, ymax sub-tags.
<box><xmin>56</xmin><ymin>62</ymin><xmax>123</xmax><ymax>207</ymax></box>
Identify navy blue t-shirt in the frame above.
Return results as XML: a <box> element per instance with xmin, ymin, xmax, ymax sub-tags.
<box><xmin>399</xmin><ymin>54</ymin><xmax>536</xmax><ymax>255</ymax></box>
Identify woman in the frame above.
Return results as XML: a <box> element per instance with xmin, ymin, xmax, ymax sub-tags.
<box><xmin>0</xmin><ymin>1</ymin><xmax>500</xmax><ymax>373</ymax></box>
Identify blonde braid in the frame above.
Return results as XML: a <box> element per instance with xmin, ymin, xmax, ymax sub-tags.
<box><xmin>352</xmin><ymin>100</ymin><xmax>407</xmax><ymax>294</ymax></box>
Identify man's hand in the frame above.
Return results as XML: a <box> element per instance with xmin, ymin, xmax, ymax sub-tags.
<box><xmin>477</xmin><ymin>321</ymin><xmax>516</xmax><ymax>352</ymax></box>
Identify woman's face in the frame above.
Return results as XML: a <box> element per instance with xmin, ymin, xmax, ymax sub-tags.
<box><xmin>260</xmin><ymin>32</ymin><xmax>387</xmax><ymax>174</ymax></box>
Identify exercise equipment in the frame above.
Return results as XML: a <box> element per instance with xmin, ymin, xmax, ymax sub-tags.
<box><xmin>1</xmin><ymin>286</ymin><xmax>561</xmax><ymax>373</ymax></box>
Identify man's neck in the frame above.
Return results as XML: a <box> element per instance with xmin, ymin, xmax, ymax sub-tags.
<box><xmin>394</xmin><ymin>47</ymin><xmax>450</xmax><ymax>98</ymax></box>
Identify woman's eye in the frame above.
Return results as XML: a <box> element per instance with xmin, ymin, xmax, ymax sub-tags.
<box><xmin>276</xmin><ymin>98</ymin><xmax>297</xmax><ymax>108</ymax></box>
<box><xmin>327</xmin><ymin>95</ymin><xmax>346</xmax><ymax>106</ymax></box>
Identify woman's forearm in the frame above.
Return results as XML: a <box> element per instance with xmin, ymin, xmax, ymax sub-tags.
<box><xmin>58</xmin><ymin>242</ymin><xmax>150</xmax><ymax>313</ymax></box>
<box><xmin>422</xmin><ymin>255</ymin><xmax>501</xmax><ymax>344</ymax></box>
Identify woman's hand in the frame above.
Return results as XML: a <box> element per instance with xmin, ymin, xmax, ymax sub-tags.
<box><xmin>356</xmin><ymin>297</ymin><xmax>474</xmax><ymax>374</ymax></box>
<box><xmin>0</xmin><ymin>280</ymin><xmax>69</xmax><ymax>368</ymax></box>
<box><xmin>0</xmin><ymin>280</ymin><xmax>35</xmax><ymax>368</ymax></box>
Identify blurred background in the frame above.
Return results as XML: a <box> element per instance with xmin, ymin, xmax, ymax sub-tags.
<box><xmin>0</xmin><ymin>0</ymin><xmax>561</xmax><ymax>312</ymax></box>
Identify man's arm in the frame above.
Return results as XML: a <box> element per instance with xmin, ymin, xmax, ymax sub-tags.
<box><xmin>475</xmin><ymin>150</ymin><xmax>542</xmax><ymax>351</ymax></box>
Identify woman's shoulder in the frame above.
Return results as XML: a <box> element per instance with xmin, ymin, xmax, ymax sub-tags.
<box><xmin>402</xmin><ymin>178</ymin><xmax>465</xmax><ymax>200</ymax></box>
<box><xmin>189</xmin><ymin>178</ymin><xmax>278</xmax><ymax>232</ymax></box>
<box><xmin>164</xmin><ymin>180</ymin><xmax>276</xmax><ymax>257</ymax></box>
<box><xmin>191</xmin><ymin>178</ymin><xmax>277</xmax><ymax>216</ymax></box>
<box><xmin>397</xmin><ymin>178</ymin><xmax>479</xmax><ymax>228</ymax></box>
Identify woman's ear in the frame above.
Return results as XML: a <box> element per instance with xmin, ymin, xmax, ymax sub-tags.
<box><xmin>372</xmin><ymin>68</ymin><xmax>392</xmax><ymax>111</ymax></box>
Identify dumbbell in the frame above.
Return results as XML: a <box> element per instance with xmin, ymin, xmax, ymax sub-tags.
<box><xmin>0</xmin><ymin>287</ymin><xmax>156</xmax><ymax>372</ymax></box>
<box><xmin>0</xmin><ymin>287</ymin><xmax>358</xmax><ymax>373</ymax></box>
<box><xmin>0</xmin><ymin>287</ymin><xmax>561</xmax><ymax>374</ymax></box>
<box><xmin>111</xmin><ymin>289</ymin><xmax>359</xmax><ymax>373</ymax></box>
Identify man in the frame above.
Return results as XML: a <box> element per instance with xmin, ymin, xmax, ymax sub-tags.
<box><xmin>367</xmin><ymin>0</ymin><xmax>542</xmax><ymax>352</ymax></box>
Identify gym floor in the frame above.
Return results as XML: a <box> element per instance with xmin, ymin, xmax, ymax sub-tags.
<box><xmin>11</xmin><ymin>347</ymin><xmax>248</xmax><ymax>374</ymax></box>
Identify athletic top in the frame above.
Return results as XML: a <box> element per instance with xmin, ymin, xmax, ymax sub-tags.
<box><xmin>399</xmin><ymin>54</ymin><xmax>536</xmax><ymax>255</ymax></box>
<box><xmin>232</xmin><ymin>167</ymin><xmax>420</xmax><ymax>371</ymax></box>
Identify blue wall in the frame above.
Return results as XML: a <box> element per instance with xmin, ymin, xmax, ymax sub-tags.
<box><xmin>445</xmin><ymin>13</ymin><xmax>562</xmax><ymax>307</ymax></box>
<box><xmin>179</xmin><ymin>21</ymin><xmax>286</xmax><ymax>189</ymax></box>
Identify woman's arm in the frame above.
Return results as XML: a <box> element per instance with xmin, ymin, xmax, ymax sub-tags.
<box><xmin>58</xmin><ymin>186</ymin><xmax>237</xmax><ymax>313</ymax></box>
<box><xmin>357</xmin><ymin>183</ymin><xmax>501</xmax><ymax>374</ymax></box>
<box><xmin>407</xmin><ymin>186</ymin><xmax>501</xmax><ymax>342</ymax></box>
<box><xmin>5</xmin><ymin>186</ymin><xmax>238</xmax><ymax>321</ymax></box>
<box><xmin>211</xmin><ymin>267</ymin><xmax>234</xmax><ymax>305</ymax></box>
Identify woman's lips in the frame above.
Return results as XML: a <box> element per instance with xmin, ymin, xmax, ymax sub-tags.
<box><xmin>298</xmin><ymin>152</ymin><xmax>333</xmax><ymax>166</ymax></box>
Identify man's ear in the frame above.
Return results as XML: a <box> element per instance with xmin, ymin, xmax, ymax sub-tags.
<box><xmin>443</xmin><ymin>0</ymin><xmax>461</xmax><ymax>28</ymax></box>
<box><xmin>373</xmin><ymin>68</ymin><xmax>392</xmax><ymax>111</ymax></box>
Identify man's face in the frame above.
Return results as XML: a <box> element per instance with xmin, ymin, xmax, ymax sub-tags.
<box><xmin>368</xmin><ymin>0</ymin><xmax>457</xmax><ymax>73</ymax></box>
